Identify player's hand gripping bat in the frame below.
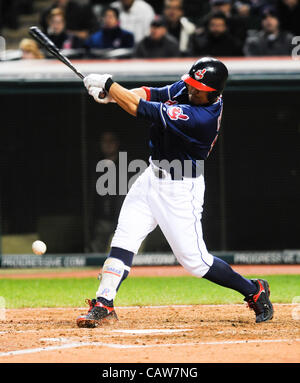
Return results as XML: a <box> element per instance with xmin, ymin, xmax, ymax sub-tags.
<box><xmin>29</xmin><ymin>26</ymin><xmax>106</xmax><ymax>98</ymax></box>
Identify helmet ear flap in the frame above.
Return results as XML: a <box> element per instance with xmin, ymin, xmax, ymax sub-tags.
<box><xmin>207</xmin><ymin>91</ymin><xmax>220</xmax><ymax>103</ymax></box>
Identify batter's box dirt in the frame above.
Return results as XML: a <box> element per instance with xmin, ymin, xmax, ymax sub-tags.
<box><xmin>0</xmin><ymin>304</ymin><xmax>299</xmax><ymax>363</ymax></box>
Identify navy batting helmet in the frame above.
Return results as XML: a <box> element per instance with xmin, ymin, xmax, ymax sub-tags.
<box><xmin>182</xmin><ymin>57</ymin><xmax>228</xmax><ymax>101</ymax></box>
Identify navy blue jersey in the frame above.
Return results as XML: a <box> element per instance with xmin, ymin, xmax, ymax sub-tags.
<box><xmin>137</xmin><ymin>80</ymin><xmax>223</xmax><ymax>177</ymax></box>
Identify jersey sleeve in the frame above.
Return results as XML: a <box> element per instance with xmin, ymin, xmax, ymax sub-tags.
<box><xmin>142</xmin><ymin>81</ymin><xmax>185</xmax><ymax>103</ymax></box>
<box><xmin>137</xmin><ymin>99</ymin><xmax>214</xmax><ymax>144</ymax></box>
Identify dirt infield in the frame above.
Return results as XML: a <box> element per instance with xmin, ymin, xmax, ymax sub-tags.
<box><xmin>0</xmin><ymin>304</ymin><xmax>299</xmax><ymax>363</ymax></box>
<box><xmin>0</xmin><ymin>264</ymin><xmax>299</xmax><ymax>363</ymax></box>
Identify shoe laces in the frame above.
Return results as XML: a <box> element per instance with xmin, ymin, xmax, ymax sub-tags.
<box><xmin>246</xmin><ymin>298</ymin><xmax>258</xmax><ymax>313</ymax></box>
<box><xmin>245</xmin><ymin>294</ymin><xmax>265</xmax><ymax>316</ymax></box>
<box><xmin>85</xmin><ymin>298</ymin><xmax>97</xmax><ymax>312</ymax></box>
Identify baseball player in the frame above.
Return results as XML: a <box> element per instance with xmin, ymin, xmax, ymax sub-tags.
<box><xmin>76</xmin><ymin>57</ymin><xmax>273</xmax><ymax>327</ymax></box>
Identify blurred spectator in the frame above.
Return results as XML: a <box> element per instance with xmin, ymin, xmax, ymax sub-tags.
<box><xmin>277</xmin><ymin>0</ymin><xmax>300</xmax><ymax>36</ymax></box>
<box><xmin>135</xmin><ymin>16</ymin><xmax>180</xmax><ymax>58</ymax></box>
<box><xmin>209</xmin><ymin>0</ymin><xmax>249</xmax><ymax>43</ymax></box>
<box><xmin>90</xmin><ymin>131</ymin><xmax>124</xmax><ymax>253</ymax></box>
<box><xmin>40</xmin><ymin>0</ymin><xmax>98</xmax><ymax>40</ymax></box>
<box><xmin>145</xmin><ymin>0</ymin><xmax>164</xmax><ymax>14</ymax></box>
<box><xmin>46</xmin><ymin>8</ymin><xmax>84</xmax><ymax>50</ymax></box>
<box><xmin>183</xmin><ymin>0</ymin><xmax>211</xmax><ymax>25</ymax></box>
<box><xmin>243</xmin><ymin>7</ymin><xmax>294</xmax><ymax>55</ymax></box>
<box><xmin>163</xmin><ymin>0</ymin><xmax>196</xmax><ymax>56</ymax></box>
<box><xmin>235</xmin><ymin>0</ymin><xmax>252</xmax><ymax>16</ymax></box>
<box><xmin>89</xmin><ymin>0</ymin><xmax>112</xmax><ymax>20</ymax></box>
<box><xmin>90</xmin><ymin>0</ymin><xmax>111</xmax><ymax>8</ymax></box>
<box><xmin>233</xmin><ymin>1</ymin><xmax>261</xmax><ymax>30</ymax></box>
<box><xmin>110</xmin><ymin>0</ymin><xmax>155</xmax><ymax>43</ymax></box>
<box><xmin>189</xmin><ymin>11</ymin><xmax>243</xmax><ymax>57</ymax></box>
<box><xmin>19</xmin><ymin>38</ymin><xmax>44</xmax><ymax>59</ymax></box>
<box><xmin>85</xmin><ymin>6</ymin><xmax>134</xmax><ymax>49</ymax></box>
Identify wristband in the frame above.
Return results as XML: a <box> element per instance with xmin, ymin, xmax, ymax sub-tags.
<box><xmin>104</xmin><ymin>77</ymin><xmax>114</xmax><ymax>92</ymax></box>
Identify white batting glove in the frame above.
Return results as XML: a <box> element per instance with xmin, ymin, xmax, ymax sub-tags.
<box><xmin>84</xmin><ymin>74</ymin><xmax>112</xmax><ymax>91</ymax></box>
<box><xmin>88</xmin><ymin>86</ymin><xmax>113</xmax><ymax>104</ymax></box>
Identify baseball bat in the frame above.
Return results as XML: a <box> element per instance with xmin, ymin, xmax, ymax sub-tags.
<box><xmin>29</xmin><ymin>26</ymin><xmax>84</xmax><ymax>79</ymax></box>
<box><xmin>29</xmin><ymin>26</ymin><xmax>106</xmax><ymax>97</ymax></box>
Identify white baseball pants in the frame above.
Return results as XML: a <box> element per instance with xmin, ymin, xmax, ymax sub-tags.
<box><xmin>111</xmin><ymin>163</ymin><xmax>213</xmax><ymax>277</ymax></box>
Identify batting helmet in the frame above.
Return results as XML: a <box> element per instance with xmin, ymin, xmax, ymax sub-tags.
<box><xmin>182</xmin><ymin>57</ymin><xmax>228</xmax><ymax>102</ymax></box>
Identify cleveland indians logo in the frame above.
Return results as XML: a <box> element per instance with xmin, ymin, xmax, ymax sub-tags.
<box><xmin>194</xmin><ymin>69</ymin><xmax>206</xmax><ymax>80</ymax></box>
<box><xmin>167</xmin><ymin>106</ymin><xmax>189</xmax><ymax>121</ymax></box>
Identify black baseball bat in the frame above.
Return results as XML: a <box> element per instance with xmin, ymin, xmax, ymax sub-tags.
<box><xmin>29</xmin><ymin>26</ymin><xmax>106</xmax><ymax>97</ymax></box>
<box><xmin>29</xmin><ymin>26</ymin><xmax>84</xmax><ymax>79</ymax></box>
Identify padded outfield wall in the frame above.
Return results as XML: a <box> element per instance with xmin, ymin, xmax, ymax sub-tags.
<box><xmin>0</xmin><ymin>57</ymin><xmax>299</xmax><ymax>256</ymax></box>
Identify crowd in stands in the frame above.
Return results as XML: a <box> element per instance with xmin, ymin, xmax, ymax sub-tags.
<box><xmin>1</xmin><ymin>0</ymin><xmax>299</xmax><ymax>59</ymax></box>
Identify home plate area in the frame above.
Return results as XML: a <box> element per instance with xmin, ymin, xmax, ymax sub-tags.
<box><xmin>0</xmin><ymin>304</ymin><xmax>299</xmax><ymax>362</ymax></box>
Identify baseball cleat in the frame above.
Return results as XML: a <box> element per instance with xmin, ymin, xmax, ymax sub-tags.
<box><xmin>76</xmin><ymin>299</ymin><xmax>118</xmax><ymax>328</ymax></box>
<box><xmin>244</xmin><ymin>279</ymin><xmax>274</xmax><ymax>323</ymax></box>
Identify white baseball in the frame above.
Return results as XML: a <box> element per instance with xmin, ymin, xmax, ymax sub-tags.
<box><xmin>32</xmin><ymin>240</ymin><xmax>47</xmax><ymax>255</ymax></box>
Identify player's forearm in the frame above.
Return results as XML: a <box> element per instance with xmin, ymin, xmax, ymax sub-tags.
<box><xmin>130</xmin><ymin>87</ymin><xmax>147</xmax><ymax>99</ymax></box>
<box><xmin>109</xmin><ymin>83</ymin><xmax>145</xmax><ymax>116</ymax></box>
<box><xmin>109</xmin><ymin>87</ymin><xmax>147</xmax><ymax>104</ymax></box>
<box><xmin>108</xmin><ymin>87</ymin><xmax>146</xmax><ymax>104</ymax></box>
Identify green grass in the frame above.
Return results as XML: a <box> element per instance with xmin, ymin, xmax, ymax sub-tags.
<box><xmin>0</xmin><ymin>275</ymin><xmax>299</xmax><ymax>309</ymax></box>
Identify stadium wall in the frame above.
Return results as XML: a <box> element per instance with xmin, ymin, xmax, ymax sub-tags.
<box><xmin>0</xmin><ymin>58</ymin><xmax>299</xmax><ymax>258</ymax></box>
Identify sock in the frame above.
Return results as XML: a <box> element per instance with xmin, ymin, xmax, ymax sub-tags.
<box><xmin>203</xmin><ymin>256</ymin><xmax>257</xmax><ymax>297</ymax></box>
<box><xmin>96</xmin><ymin>247</ymin><xmax>134</xmax><ymax>305</ymax></box>
<box><xmin>111</xmin><ymin>247</ymin><xmax>133</xmax><ymax>292</ymax></box>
